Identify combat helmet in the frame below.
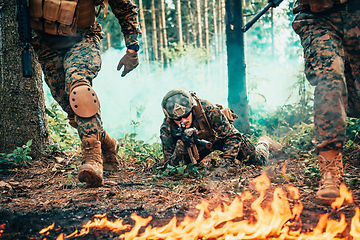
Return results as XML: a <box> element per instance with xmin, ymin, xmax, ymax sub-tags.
<box><xmin>162</xmin><ymin>89</ymin><xmax>197</xmax><ymax>120</ymax></box>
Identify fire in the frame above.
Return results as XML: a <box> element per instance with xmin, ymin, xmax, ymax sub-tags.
<box><xmin>40</xmin><ymin>172</ymin><xmax>359</xmax><ymax>239</ymax></box>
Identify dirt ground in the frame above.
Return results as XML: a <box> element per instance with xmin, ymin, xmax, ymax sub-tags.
<box><xmin>1</xmin><ymin>146</ymin><xmax>360</xmax><ymax>240</ymax></box>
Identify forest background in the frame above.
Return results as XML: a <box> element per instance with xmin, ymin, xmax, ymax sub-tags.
<box><xmin>42</xmin><ymin>0</ymin><xmax>310</xmax><ymax>146</ymax></box>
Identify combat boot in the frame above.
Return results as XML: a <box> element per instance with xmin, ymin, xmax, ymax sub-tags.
<box><xmin>101</xmin><ymin>131</ymin><xmax>120</xmax><ymax>171</ymax></box>
<box><xmin>316</xmin><ymin>153</ymin><xmax>343</xmax><ymax>205</ymax></box>
<box><xmin>78</xmin><ymin>137</ymin><xmax>104</xmax><ymax>187</ymax></box>
<box><xmin>257</xmin><ymin>135</ymin><xmax>283</xmax><ymax>151</ymax></box>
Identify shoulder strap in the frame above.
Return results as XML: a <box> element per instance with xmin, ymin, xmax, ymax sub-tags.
<box><xmin>190</xmin><ymin>92</ymin><xmax>217</xmax><ymax>139</ymax></box>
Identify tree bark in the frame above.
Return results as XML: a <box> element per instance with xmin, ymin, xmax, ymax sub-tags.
<box><xmin>160</xmin><ymin>0</ymin><xmax>170</xmax><ymax>67</ymax></box>
<box><xmin>138</xmin><ymin>0</ymin><xmax>149</xmax><ymax>66</ymax></box>
<box><xmin>151</xmin><ymin>0</ymin><xmax>158</xmax><ymax>60</ymax></box>
<box><xmin>196</xmin><ymin>0</ymin><xmax>203</xmax><ymax>48</ymax></box>
<box><xmin>204</xmin><ymin>0</ymin><xmax>209</xmax><ymax>52</ymax></box>
<box><xmin>188</xmin><ymin>1</ymin><xmax>197</xmax><ymax>47</ymax></box>
<box><xmin>0</xmin><ymin>1</ymin><xmax>52</xmax><ymax>157</ymax></box>
<box><xmin>176</xmin><ymin>0</ymin><xmax>183</xmax><ymax>46</ymax></box>
<box><xmin>106</xmin><ymin>32</ymin><xmax>111</xmax><ymax>50</ymax></box>
<box><xmin>158</xmin><ymin>14</ymin><xmax>164</xmax><ymax>69</ymax></box>
<box><xmin>212</xmin><ymin>0</ymin><xmax>219</xmax><ymax>56</ymax></box>
<box><xmin>225</xmin><ymin>0</ymin><xmax>250</xmax><ymax>133</ymax></box>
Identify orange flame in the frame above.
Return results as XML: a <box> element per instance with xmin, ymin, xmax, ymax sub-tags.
<box><xmin>51</xmin><ymin>172</ymin><xmax>359</xmax><ymax>239</ymax></box>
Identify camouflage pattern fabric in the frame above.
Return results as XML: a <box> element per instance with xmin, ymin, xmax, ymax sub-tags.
<box><xmin>31</xmin><ymin>29</ymin><xmax>104</xmax><ymax>141</ymax></box>
<box><xmin>109</xmin><ymin>0</ymin><xmax>142</xmax><ymax>47</ymax></box>
<box><xmin>30</xmin><ymin>0</ymin><xmax>141</xmax><ymax>141</ymax></box>
<box><xmin>292</xmin><ymin>8</ymin><xmax>360</xmax><ymax>153</ymax></box>
<box><xmin>160</xmin><ymin>99</ymin><xmax>269</xmax><ymax>166</ymax></box>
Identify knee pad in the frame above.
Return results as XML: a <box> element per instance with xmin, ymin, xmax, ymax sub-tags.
<box><xmin>69</xmin><ymin>82</ymin><xmax>100</xmax><ymax>118</ymax></box>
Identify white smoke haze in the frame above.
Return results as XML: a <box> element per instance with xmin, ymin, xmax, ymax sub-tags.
<box><xmin>43</xmin><ymin>6</ymin><xmax>306</xmax><ymax>143</ymax></box>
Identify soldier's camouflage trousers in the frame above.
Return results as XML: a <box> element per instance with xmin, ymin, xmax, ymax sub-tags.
<box><xmin>292</xmin><ymin>10</ymin><xmax>360</xmax><ymax>153</ymax></box>
<box><xmin>31</xmin><ymin>32</ymin><xmax>104</xmax><ymax>141</ymax></box>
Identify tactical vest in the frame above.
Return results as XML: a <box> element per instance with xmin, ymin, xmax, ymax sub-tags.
<box><xmin>29</xmin><ymin>0</ymin><xmax>108</xmax><ymax>36</ymax></box>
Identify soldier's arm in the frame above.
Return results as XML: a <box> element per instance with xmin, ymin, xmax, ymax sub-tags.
<box><xmin>160</xmin><ymin>124</ymin><xmax>176</xmax><ymax>163</ymax></box>
<box><xmin>108</xmin><ymin>0</ymin><xmax>142</xmax><ymax>47</ymax></box>
<box><xmin>204</xmin><ymin>100</ymin><xmax>242</xmax><ymax>162</ymax></box>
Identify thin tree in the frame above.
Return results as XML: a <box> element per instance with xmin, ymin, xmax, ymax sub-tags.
<box><xmin>212</xmin><ymin>0</ymin><xmax>219</xmax><ymax>56</ymax></box>
<box><xmin>0</xmin><ymin>0</ymin><xmax>52</xmax><ymax>157</ymax></box>
<box><xmin>160</xmin><ymin>0</ymin><xmax>170</xmax><ymax>66</ymax></box>
<box><xmin>196</xmin><ymin>0</ymin><xmax>203</xmax><ymax>48</ymax></box>
<box><xmin>188</xmin><ymin>1</ymin><xmax>197</xmax><ymax>47</ymax></box>
<box><xmin>139</xmin><ymin>0</ymin><xmax>149</xmax><ymax>66</ymax></box>
<box><xmin>225</xmin><ymin>0</ymin><xmax>250</xmax><ymax>133</ymax></box>
<box><xmin>176</xmin><ymin>0</ymin><xmax>183</xmax><ymax>46</ymax></box>
<box><xmin>151</xmin><ymin>0</ymin><xmax>158</xmax><ymax>60</ymax></box>
<box><xmin>204</xmin><ymin>0</ymin><xmax>210</xmax><ymax>52</ymax></box>
<box><xmin>158</xmin><ymin>14</ymin><xmax>164</xmax><ymax>68</ymax></box>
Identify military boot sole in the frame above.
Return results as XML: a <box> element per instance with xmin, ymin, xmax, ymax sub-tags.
<box><xmin>78</xmin><ymin>164</ymin><xmax>104</xmax><ymax>187</ymax></box>
<box><xmin>103</xmin><ymin>139</ymin><xmax>120</xmax><ymax>171</ymax></box>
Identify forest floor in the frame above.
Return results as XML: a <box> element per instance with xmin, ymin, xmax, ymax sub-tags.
<box><xmin>1</xmin><ymin>145</ymin><xmax>360</xmax><ymax>240</ymax></box>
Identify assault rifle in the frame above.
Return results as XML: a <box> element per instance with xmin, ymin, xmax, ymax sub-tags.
<box><xmin>17</xmin><ymin>0</ymin><xmax>32</xmax><ymax>77</ymax></box>
<box><xmin>171</xmin><ymin>122</ymin><xmax>213</xmax><ymax>165</ymax></box>
<box><xmin>242</xmin><ymin>0</ymin><xmax>283</xmax><ymax>32</ymax></box>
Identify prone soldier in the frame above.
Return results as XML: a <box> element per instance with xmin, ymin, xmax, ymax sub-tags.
<box><xmin>160</xmin><ymin>89</ymin><xmax>283</xmax><ymax>177</ymax></box>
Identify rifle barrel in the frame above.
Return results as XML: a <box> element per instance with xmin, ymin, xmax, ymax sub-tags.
<box><xmin>242</xmin><ymin>2</ymin><xmax>272</xmax><ymax>32</ymax></box>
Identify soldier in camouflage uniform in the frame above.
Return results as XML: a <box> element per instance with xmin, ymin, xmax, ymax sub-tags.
<box><xmin>292</xmin><ymin>0</ymin><xmax>360</xmax><ymax>204</ymax></box>
<box><xmin>29</xmin><ymin>0</ymin><xmax>141</xmax><ymax>187</ymax></box>
<box><xmin>160</xmin><ymin>89</ymin><xmax>282</xmax><ymax>177</ymax></box>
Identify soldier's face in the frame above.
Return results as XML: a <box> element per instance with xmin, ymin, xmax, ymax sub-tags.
<box><xmin>174</xmin><ymin>112</ymin><xmax>193</xmax><ymax>128</ymax></box>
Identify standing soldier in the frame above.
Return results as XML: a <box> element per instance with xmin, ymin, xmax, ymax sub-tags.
<box><xmin>292</xmin><ymin>1</ymin><xmax>360</xmax><ymax>204</ymax></box>
<box><xmin>29</xmin><ymin>0</ymin><xmax>141</xmax><ymax>187</ymax></box>
<box><xmin>160</xmin><ymin>89</ymin><xmax>282</xmax><ymax>177</ymax></box>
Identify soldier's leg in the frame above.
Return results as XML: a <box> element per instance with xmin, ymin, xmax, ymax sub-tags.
<box><xmin>31</xmin><ymin>37</ymin><xmax>76</xmax><ymax>126</ymax></box>
<box><xmin>64</xmin><ymin>32</ymin><xmax>118</xmax><ymax>187</ymax></box>
<box><xmin>293</xmin><ymin>13</ymin><xmax>346</xmax><ymax>205</ymax></box>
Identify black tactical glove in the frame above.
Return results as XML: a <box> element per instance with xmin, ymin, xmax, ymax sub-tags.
<box><xmin>117</xmin><ymin>50</ymin><xmax>139</xmax><ymax>77</ymax></box>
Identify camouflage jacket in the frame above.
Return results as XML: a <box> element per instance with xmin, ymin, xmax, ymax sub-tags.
<box><xmin>109</xmin><ymin>0</ymin><xmax>142</xmax><ymax>47</ymax></box>
<box><xmin>160</xmin><ymin>98</ymin><xmax>242</xmax><ymax>163</ymax></box>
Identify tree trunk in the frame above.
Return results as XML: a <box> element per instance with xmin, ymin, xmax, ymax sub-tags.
<box><xmin>225</xmin><ymin>0</ymin><xmax>250</xmax><ymax>133</ymax></box>
<box><xmin>196</xmin><ymin>0</ymin><xmax>203</xmax><ymax>48</ymax></box>
<box><xmin>139</xmin><ymin>0</ymin><xmax>149</xmax><ymax>66</ymax></box>
<box><xmin>160</xmin><ymin>0</ymin><xmax>170</xmax><ymax>67</ymax></box>
<box><xmin>188</xmin><ymin>1</ymin><xmax>197</xmax><ymax>47</ymax></box>
<box><xmin>271</xmin><ymin>8</ymin><xmax>275</xmax><ymax>60</ymax></box>
<box><xmin>213</xmin><ymin>0</ymin><xmax>219</xmax><ymax>56</ymax></box>
<box><xmin>217</xmin><ymin>0</ymin><xmax>222</xmax><ymax>53</ymax></box>
<box><xmin>106</xmin><ymin>32</ymin><xmax>111</xmax><ymax>50</ymax></box>
<box><xmin>176</xmin><ymin>0</ymin><xmax>183</xmax><ymax>46</ymax></box>
<box><xmin>204</xmin><ymin>0</ymin><xmax>209</xmax><ymax>52</ymax></box>
<box><xmin>0</xmin><ymin>1</ymin><xmax>52</xmax><ymax>157</ymax></box>
<box><xmin>151</xmin><ymin>0</ymin><xmax>158</xmax><ymax>60</ymax></box>
<box><xmin>158</xmin><ymin>14</ymin><xmax>164</xmax><ymax>69</ymax></box>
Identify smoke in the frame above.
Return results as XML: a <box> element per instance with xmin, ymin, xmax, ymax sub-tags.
<box><xmin>42</xmin><ymin>4</ymin><xmax>306</xmax><ymax>143</ymax></box>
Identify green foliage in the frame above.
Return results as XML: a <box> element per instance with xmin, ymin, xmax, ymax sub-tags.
<box><xmin>118</xmin><ymin>133</ymin><xmax>163</xmax><ymax>164</ymax></box>
<box><xmin>344</xmin><ymin>118</ymin><xmax>360</xmax><ymax>151</ymax></box>
<box><xmin>0</xmin><ymin>140</ymin><xmax>33</xmax><ymax>171</ymax></box>
<box><xmin>46</xmin><ymin>101</ymin><xmax>80</xmax><ymax>154</ymax></box>
<box><xmin>152</xmin><ymin>163</ymin><xmax>206</xmax><ymax>179</ymax></box>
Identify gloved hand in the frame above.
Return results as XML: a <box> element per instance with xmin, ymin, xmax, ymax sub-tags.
<box><xmin>170</xmin><ymin>140</ymin><xmax>187</xmax><ymax>166</ymax></box>
<box><xmin>184</xmin><ymin>127</ymin><xmax>198</xmax><ymax>137</ymax></box>
<box><xmin>117</xmin><ymin>49</ymin><xmax>139</xmax><ymax>77</ymax></box>
<box><xmin>174</xmin><ymin>139</ymin><xmax>187</xmax><ymax>156</ymax></box>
